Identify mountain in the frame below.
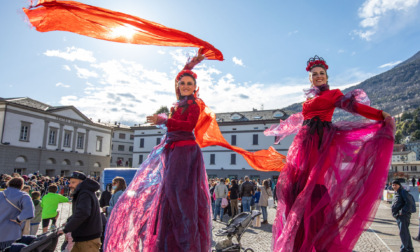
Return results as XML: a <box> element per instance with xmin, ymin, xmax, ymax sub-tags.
<box><xmin>282</xmin><ymin>51</ymin><xmax>420</xmax><ymax>121</ymax></box>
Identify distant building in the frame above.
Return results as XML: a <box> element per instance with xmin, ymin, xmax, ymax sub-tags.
<box><xmin>393</xmin><ymin>144</ymin><xmax>406</xmax><ymax>152</ymax></box>
<box><xmin>406</xmin><ymin>141</ymin><xmax>420</xmax><ymax>160</ymax></box>
<box><xmin>392</xmin><ymin>151</ymin><xmax>417</xmax><ymax>163</ymax></box>
<box><xmin>100</xmin><ymin>122</ymin><xmax>134</xmax><ymax>167</ymax></box>
<box><xmin>389</xmin><ymin>161</ymin><xmax>420</xmax><ymax>182</ymax></box>
<box><xmin>0</xmin><ymin>97</ymin><xmax>112</xmax><ymax>177</ymax></box>
<box><xmin>132</xmin><ymin>109</ymin><xmax>294</xmax><ymax>184</ymax></box>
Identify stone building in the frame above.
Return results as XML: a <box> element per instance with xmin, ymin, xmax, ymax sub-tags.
<box><xmin>132</xmin><ymin>109</ymin><xmax>294</xmax><ymax>184</ymax></box>
<box><xmin>0</xmin><ymin>97</ymin><xmax>112</xmax><ymax>177</ymax></box>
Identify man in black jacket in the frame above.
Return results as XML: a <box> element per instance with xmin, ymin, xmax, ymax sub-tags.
<box><xmin>60</xmin><ymin>171</ymin><xmax>102</xmax><ymax>252</ymax></box>
<box><xmin>391</xmin><ymin>180</ymin><xmax>414</xmax><ymax>252</ymax></box>
<box><xmin>240</xmin><ymin>176</ymin><xmax>255</xmax><ymax>213</ymax></box>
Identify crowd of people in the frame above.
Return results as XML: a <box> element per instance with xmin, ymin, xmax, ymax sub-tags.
<box><xmin>0</xmin><ymin>172</ymin><xmax>126</xmax><ymax>252</ymax></box>
<box><xmin>209</xmin><ymin>176</ymin><xmax>275</xmax><ymax>224</ymax></box>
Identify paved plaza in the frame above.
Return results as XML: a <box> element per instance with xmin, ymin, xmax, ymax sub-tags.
<box><xmin>49</xmin><ymin>200</ymin><xmax>420</xmax><ymax>251</ymax></box>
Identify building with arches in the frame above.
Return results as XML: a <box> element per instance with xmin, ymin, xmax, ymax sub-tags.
<box><xmin>0</xmin><ymin>97</ymin><xmax>112</xmax><ymax>177</ymax></box>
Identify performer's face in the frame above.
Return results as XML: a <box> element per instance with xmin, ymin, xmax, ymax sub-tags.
<box><xmin>178</xmin><ymin>76</ymin><xmax>196</xmax><ymax>96</ymax></box>
<box><xmin>309</xmin><ymin>67</ymin><xmax>328</xmax><ymax>87</ymax></box>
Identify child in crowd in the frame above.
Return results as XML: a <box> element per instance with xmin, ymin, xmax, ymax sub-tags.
<box><xmin>41</xmin><ymin>184</ymin><xmax>69</xmax><ymax>232</ymax></box>
<box><xmin>30</xmin><ymin>191</ymin><xmax>42</xmax><ymax>235</ymax></box>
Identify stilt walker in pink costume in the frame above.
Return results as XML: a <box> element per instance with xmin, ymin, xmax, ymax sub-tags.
<box><xmin>265</xmin><ymin>55</ymin><xmax>395</xmax><ymax>251</ymax></box>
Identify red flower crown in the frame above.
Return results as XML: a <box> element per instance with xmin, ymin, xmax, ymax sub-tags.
<box><xmin>176</xmin><ymin>70</ymin><xmax>197</xmax><ymax>81</ymax></box>
<box><xmin>306</xmin><ymin>55</ymin><xmax>329</xmax><ymax>72</ymax></box>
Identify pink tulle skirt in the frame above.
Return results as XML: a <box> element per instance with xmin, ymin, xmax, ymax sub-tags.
<box><xmin>272</xmin><ymin>117</ymin><xmax>395</xmax><ymax>251</ymax></box>
<box><xmin>104</xmin><ymin>131</ymin><xmax>211</xmax><ymax>252</ymax></box>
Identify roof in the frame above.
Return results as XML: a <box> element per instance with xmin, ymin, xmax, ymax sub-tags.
<box><xmin>215</xmin><ymin>109</ymin><xmax>288</xmax><ymax>123</ymax></box>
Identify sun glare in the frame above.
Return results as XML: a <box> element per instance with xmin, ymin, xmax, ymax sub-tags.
<box><xmin>110</xmin><ymin>25</ymin><xmax>137</xmax><ymax>41</ymax></box>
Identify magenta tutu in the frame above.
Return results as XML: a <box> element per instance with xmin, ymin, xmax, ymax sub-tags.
<box><xmin>266</xmin><ymin>88</ymin><xmax>395</xmax><ymax>251</ymax></box>
<box><xmin>103</xmin><ymin>97</ymin><xmax>211</xmax><ymax>252</ymax></box>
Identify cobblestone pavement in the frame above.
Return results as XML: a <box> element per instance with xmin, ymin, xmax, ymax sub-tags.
<box><xmin>46</xmin><ymin>201</ymin><xmax>419</xmax><ymax>251</ymax></box>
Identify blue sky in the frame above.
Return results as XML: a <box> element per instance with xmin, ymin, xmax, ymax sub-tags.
<box><xmin>1</xmin><ymin>0</ymin><xmax>420</xmax><ymax>125</ymax></box>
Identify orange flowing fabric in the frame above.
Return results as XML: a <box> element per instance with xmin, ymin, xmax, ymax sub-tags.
<box><xmin>23</xmin><ymin>0</ymin><xmax>224</xmax><ymax>61</ymax></box>
<box><xmin>195</xmin><ymin>99</ymin><xmax>286</xmax><ymax>172</ymax></box>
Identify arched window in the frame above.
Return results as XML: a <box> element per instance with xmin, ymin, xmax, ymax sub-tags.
<box><xmin>15</xmin><ymin>156</ymin><xmax>27</xmax><ymax>163</ymax></box>
<box><xmin>46</xmin><ymin>158</ymin><xmax>56</xmax><ymax>164</ymax></box>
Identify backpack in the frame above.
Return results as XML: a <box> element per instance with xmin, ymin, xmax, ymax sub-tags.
<box><xmin>404</xmin><ymin>191</ymin><xmax>416</xmax><ymax>213</ymax></box>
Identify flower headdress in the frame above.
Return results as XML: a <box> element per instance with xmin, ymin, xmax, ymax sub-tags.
<box><xmin>175</xmin><ymin>51</ymin><xmax>204</xmax><ymax>100</ymax></box>
<box><xmin>306</xmin><ymin>55</ymin><xmax>329</xmax><ymax>72</ymax></box>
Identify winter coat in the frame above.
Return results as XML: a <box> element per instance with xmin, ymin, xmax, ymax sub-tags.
<box><xmin>64</xmin><ymin>178</ymin><xmax>102</xmax><ymax>242</ymax></box>
<box><xmin>240</xmin><ymin>181</ymin><xmax>255</xmax><ymax>197</ymax></box>
<box><xmin>214</xmin><ymin>183</ymin><xmax>228</xmax><ymax>199</ymax></box>
<box><xmin>99</xmin><ymin>190</ymin><xmax>112</xmax><ymax>208</ymax></box>
<box><xmin>392</xmin><ymin>187</ymin><xmax>411</xmax><ymax>218</ymax></box>
<box><xmin>0</xmin><ymin>188</ymin><xmax>34</xmax><ymax>243</ymax></box>
<box><xmin>259</xmin><ymin>186</ymin><xmax>273</xmax><ymax>207</ymax></box>
<box><xmin>230</xmin><ymin>184</ymin><xmax>239</xmax><ymax>200</ymax></box>
<box><xmin>106</xmin><ymin>190</ymin><xmax>124</xmax><ymax>216</ymax></box>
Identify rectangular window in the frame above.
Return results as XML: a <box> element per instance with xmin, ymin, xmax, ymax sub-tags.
<box><xmin>63</xmin><ymin>130</ymin><xmax>72</xmax><ymax>147</ymax></box>
<box><xmin>139</xmin><ymin>155</ymin><xmax>144</xmax><ymax>164</ymax></box>
<box><xmin>253</xmin><ymin>134</ymin><xmax>258</xmax><ymax>145</ymax></box>
<box><xmin>48</xmin><ymin>128</ymin><xmax>58</xmax><ymax>145</ymax></box>
<box><xmin>231</xmin><ymin>154</ymin><xmax>236</xmax><ymax>165</ymax></box>
<box><xmin>119</xmin><ymin>133</ymin><xmax>126</xmax><ymax>139</ymax></box>
<box><xmin>156</xmin><ymin>137</ymin><xmax>161</xmax><ymax>145</ymax></box>
<box><xmin>96</xmin><ymin>136</ymin><xmax>103</xmax><ymax>152</ymax></box>
<box><xmin>130</xmin><ymin>134</ymin><xmax>134</xmax><ymax>140</ymax></box>
<box><xmin>140</xmin><ymin>138</ymin><xmax>145</xmax><ymax>148</ymax></box>
<box><xmin>19</xmin><ymin>122</ymin><xmax>31</xmax><ymax>142</ymax></box>
<box><xmin>231</xmin><ymin>135</ymin><xmax>237</xmax><ymax>146</ymax></box>
<box><xmin>129</xmin><ymin>146</ymin><xmax>133</xmax><ymax>152</ymax></box>
<box><xmin>77</xmin><ymin>133</ymin><xmax>84</xmax><ymax>149</ymax></box>
<box><xmin>118</xmin><ymin>145</ymin><xmax>125</xmax><ymax>151</ymax></box>
<box><xmin>210</xmin><ymin>154</ymin><xmax>215</xmax><ymax>165</ymax></box>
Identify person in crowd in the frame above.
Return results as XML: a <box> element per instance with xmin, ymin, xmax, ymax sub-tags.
<box><xmin>1</xmin><ymin>174</ymin><xmax>12</xmax><ymax>189</ymax></box>
<box><xmin>0</xmin><ymin>177</ymin><xmax>34</xmax><ymax>250</ymax></box>
<box><xmin>240</xmin><ymin>176</ymin><xmax>255</xmax><ymax>212</ymax></box>
<box><xmin>60</xmin><ymin>171</ymin><xmax>102</xmax><ymax>252</ymax></box>
<box><xmin>41</xmin><ymin>184</ymin><xmax>69</xmax><ymax>232</ymax></box>
<box><xmin>259</xmin><ymin>180</ymin><xmax>273</xmax><ymax>224</ymax></box>
<box><xmin>392</xmin><ymin>180</ymin><xmax>414</xmax><ymax>252</ymax></box>
<box><xmin>210</xmin><ymin>181</ymin><xmax>217</xmax><ymax>212</ymax></box>
<box><xmin>99</xmin><ymin>183</ymin><xmax>112</xmax><ymax>208</ymax></box>
<box><xmin>22</xmin><ymin>185</ymin><xmax>31</xmax><ymax>194</ymax></box>
<box><xmin>266</xmin><ymin>55</ymin><xmax>394</xmax><ymax>251</ymax></box>
<box><xmin>254</xmin><ymin>187</ymin><xmax>261</xmax><ymax>211</ymax></box>
<box><xmin>214</xmin><ymin>178</ymin><xmax>228</xmax><ymax>221</ymax></box>
<box><xmin>30</xmin><ymin>191</ymin><xmax>42</xmax><ymax>235</ymax></box>
<box><xmin>103</xmin><ymin>177</ymin><xmax>127</xmax><ymax>217</ymax></box>
<box><xmin>230</xmin><ymin>179</ymin><xmax>240</xmax><ymax>218</ymax></box>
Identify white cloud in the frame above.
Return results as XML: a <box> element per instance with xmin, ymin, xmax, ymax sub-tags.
<box><xmin>354</xmin><ymin>0</ymin><xmax>420</xmax><ymax>40</ymax></box>
<box><xmin>56</xmin><ymin>48</ymin><xmax>371</xmax><ymax>125</ymax></box>
<box><xmin>74</xmin><ymin>65</ymin><xmax>98</xmax><ymax>79</ymax></box>
<box><xmin>232</xmin><ymin>57</ymin><xmax>244</xmax><ymax>67</ymax></box>
<box><xmin>288</xmin><ymin>30</ymin><xmax>298</xmax><ymax>36</ymax></box>
<box><xmin>56</xmin><ymin>82</ymin><xmax>70</xmax><ymax>88</ymax></box>
<box><xmin>157</xmin><ymin>50</ymin><xmax>165</xmax><ymax>55</ymax></box>
<box><xmin>62</xmin><ymin>65</ymin><xmax>71</xmax><ymax>71</ymax></box>
<box><xmin>44</xmin><ymin>46</ymin><xmax>96</xmax><ymax>62</ymax></box>
<box><xmin>378</xmin><ymin>61</ymin><xmax>402</xmax><ymax>68</ymax></box>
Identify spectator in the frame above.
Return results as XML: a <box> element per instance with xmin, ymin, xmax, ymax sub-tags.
<box><xmin>412</xmin><ymin>177</ymin><xmax>416</xmax><ymax>187</ymax></box>
<box><xmin>41</xmin><ymin>184</ymin><xmax>69</xmax><ymax>232</ymax></box>
<box><xmin>61</xmin><ymin>171</ymin><xmax>102</xmax><ymax>251</ymax></box>
<box><xmin>391</xmin><ymin>180</ymin><xmax>414</xmax><ymax>252</ymax></box>
<box><xmin>213</xmin><ymin>178</ymin><xmax>228</xmax><ymax>222</ymax></box>
<box><xmin>30</xmin><ymin>191</ymin><xmax>42</xmax><ymax>235</ymax></box>
<box><xmin>0</xmin><ymin>177</ymin><xmax>34</xmax><ymax>250</ymax></box>
<box><xmin>254</xmin><ymin>187</ymin><xmax>261</xmax><ymax>211</ymax></box>
<box><xmin>230</xmin><ymin>179</ymin><xmax>239</xmax><ymax>218</ymax></box>
<box><xmin>103</xmin><ymin>177</ymin><xmax>127</xmax><ymax>217</ymax></box>
<box><xmin>99</xmin><ymin>183</ymin><xmax>112</xmax><ymax>208</ymax></box>
<box><xmin>209</xmin><ymin>181</ymin><xmax>217</xmax><ymax>212</ymax></box>
<box><xmin>259</xmin><ymin>180</ymin><xmax>273</xmax><ymax>224</ymax></box>
<box><xmin>240</xmin><ymin>176</ymin><xmax>255</xmax><ymax>212</ymax></box>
